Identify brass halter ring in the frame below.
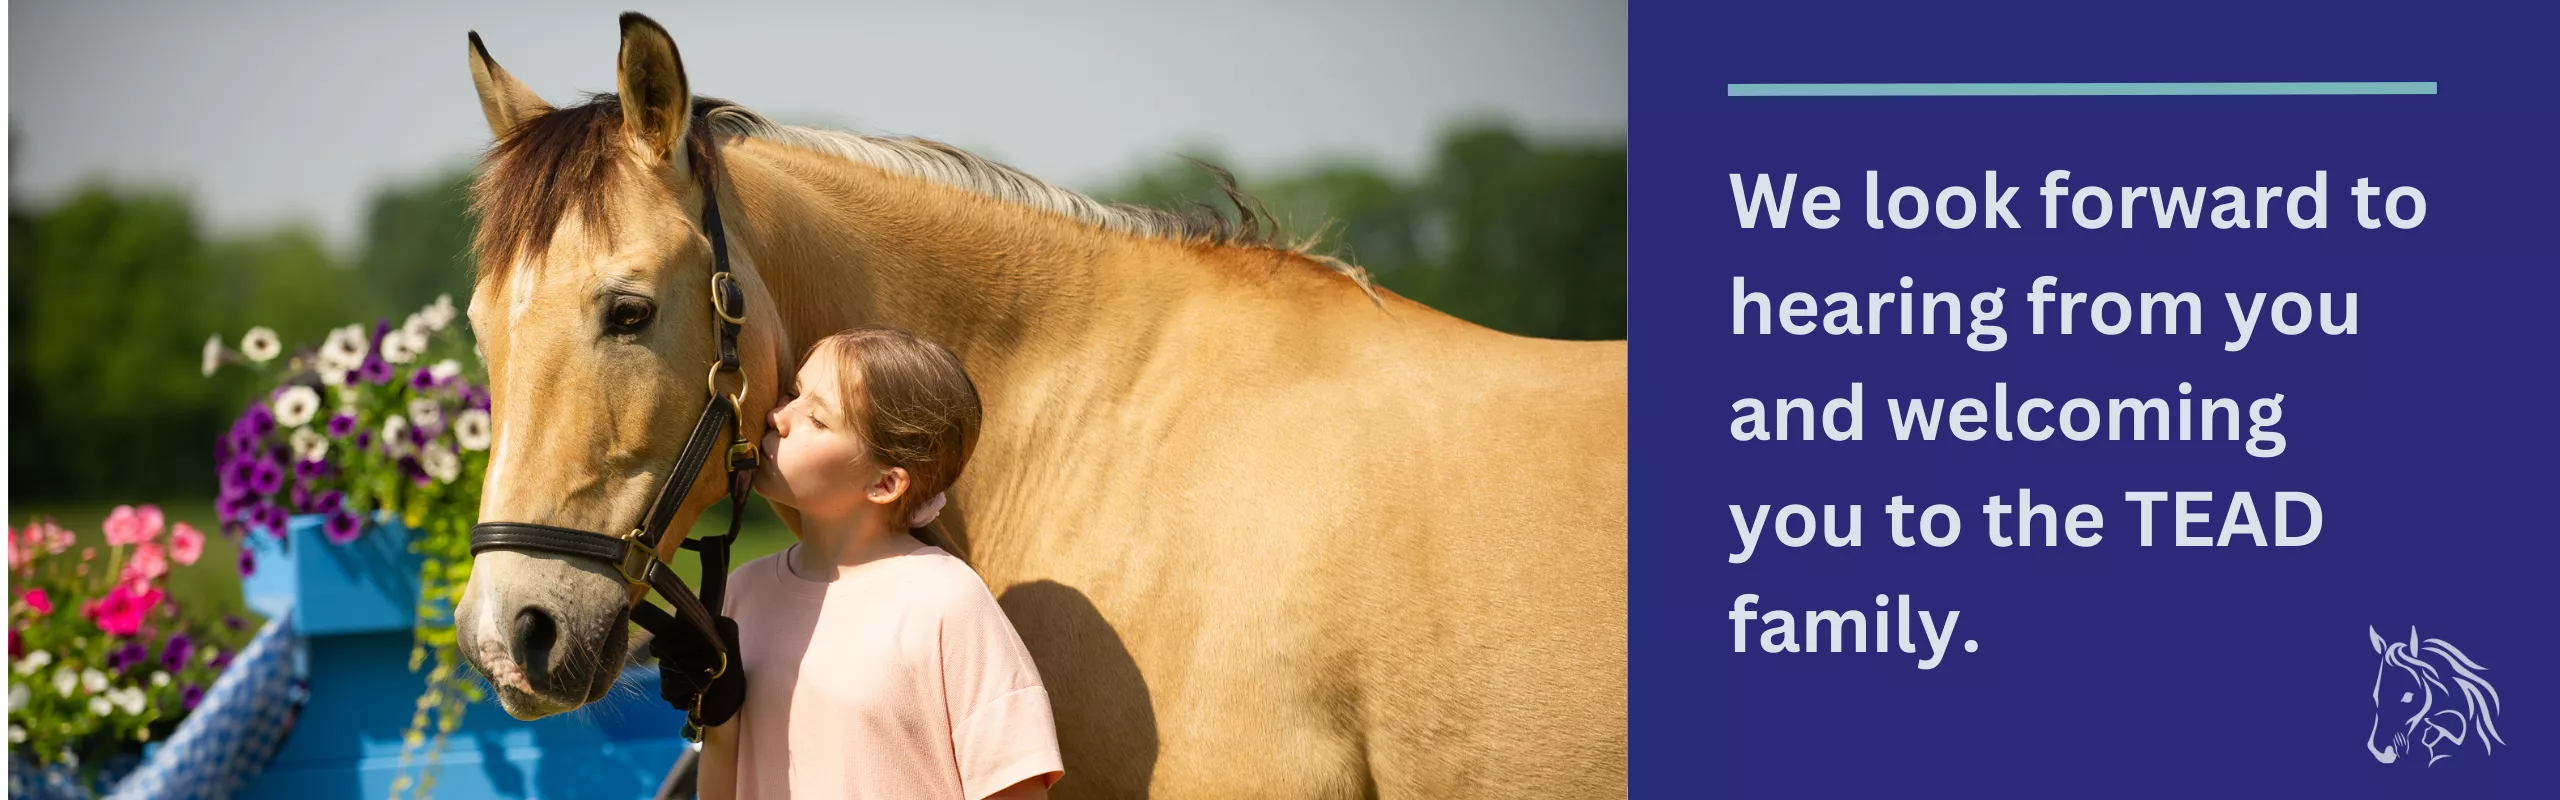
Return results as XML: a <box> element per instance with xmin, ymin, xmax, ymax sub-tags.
<box><xmin>710</xmin><ymin>271</ymin><xmax>747</xmax><ymax>325</ymax></box>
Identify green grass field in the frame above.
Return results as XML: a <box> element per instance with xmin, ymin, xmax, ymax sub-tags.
<box><xmin>7</xmin><ymin>498</ymin><xmax>799</xmax><ymax>631</ymax></box>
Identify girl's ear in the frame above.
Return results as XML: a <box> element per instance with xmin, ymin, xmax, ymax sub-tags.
<box><xmin>865</xmin><ymin>466</ymin><xmax>912</xmax><ymax>508</ymax></box>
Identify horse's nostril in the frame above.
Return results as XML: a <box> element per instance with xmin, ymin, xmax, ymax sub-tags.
<box><xmin>513</xmin><ymin>607</ymin><xmax>559</xmax><ymax>681</ymax></box>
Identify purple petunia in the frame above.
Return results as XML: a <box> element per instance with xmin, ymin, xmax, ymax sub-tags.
<box><xmin>293</xmin><ymin>458</ymin><xmax>328</xmax><ymax>482</ymax></box>
<box><xmin>223</xmin><ymin>425</ymin><xmax>256</xmax><ymax>462</ymax></box>
<box><xmin>397</xmin><ymin>455</ymin><xmax>429</xmax><ymax>487</ymax></box>
<box><xmin>326</xmin><ymin>412</ymin><xmax>358</xmax><ymax>438</ymax></box>
<box><xmin>360</xmin><ymin>353</ymin><xmax>394</xmax><ymax>385</ymax></box>
<box><xmin>107</xmin><ymin>642</ymin><xmax>148</xmax><ymax>671</ymax></box>
<box><xmin>180</xmin><ymin>684</ymin><xmax>204</xmax><ymax>711</ymax></box>
<box><xmin>291</xmin><ymin>483</ymin><xmax>312</xmax><ymax>514</ymax></box>
<box><xmin>460</xmin><ymin>384</ymin><xmax>490</xmax><ymax>411</ymax></box>
<box><xmin>222</xmin><ymin>614</ymin><xmax>248</xmax><ymax>631</ymax></box>
<box><xmin>249</xmin><ymin>455</ymin><xmax>285</xmax><ymax>496</ymax></box>
<box><xmin>324</xmin><ymin>509</ymin><xmax>364</xmax><ymax>545</ymax></box>
<box><xmin>161</xmin><ymin>633</ymin><xmax>194</xmax><ymax>672</ymax></box>
<box><xmin>215</xmin><ymin>490</ymin><xmax>252</xmax><ymax>529</ymax></box>
<box><xmin>410</xmin><ymin>367</ymin><xmax>440</xmax><ymax>392</ymax></box>
<box><xmin>208</xmin><ymin>647</ymin><xmax>234</xmax><ymax>671</ymax></box>
<box><xmin>245</xmin><ymin>404</ymin><xmax>276</xmax><ymax>438</ymax></box>
<box><xmin>316</xmin><ymin>489</ymin><xmax>344</xmax><ymax>513</ymax></box>
<box><xmin>236</xmin><ymin>548</ymin><xmax>256</xmax><ymax>577</ymax></box>
<box><xmin>354</xmin><ymin>430</ymin><xmax>373</xmax><ymax>451</ymax></box>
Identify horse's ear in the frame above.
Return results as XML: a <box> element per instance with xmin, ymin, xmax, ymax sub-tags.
<box><xmin>2408</xmin><ymin>627</ymin><xmax>2421</xmax><ymax>656</ymax></box>
<box><xmin>466</xmin><ymin>31</ymin><xmax>550</xmax><ymax>139</ymax></box>
<box><xmin>2370</xmin><ymin>626</ymin><xmax>2386</xmax><ymax>654</ymax></box>
<box><xmin>615</xmin><ymin>12</ymin><xmax>691</xmax><ymax>173</ymax></box>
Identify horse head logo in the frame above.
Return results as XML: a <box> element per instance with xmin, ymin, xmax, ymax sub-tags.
<box><xmin>2367</xmin><ymin>626</ymin><xmax>2504</xmax><ymax>766</ymax></box>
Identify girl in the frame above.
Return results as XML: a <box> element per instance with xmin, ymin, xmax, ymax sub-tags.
<box><xmin>700</xmin><ymin>326</ymin><xmax>1063</xmax><ymax>799</ymax></box>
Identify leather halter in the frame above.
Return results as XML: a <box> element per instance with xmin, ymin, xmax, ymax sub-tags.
<box><xmin>467</xmin><ymin>157</ymin><xmax>759</xmax><ymax>734</ymax></box>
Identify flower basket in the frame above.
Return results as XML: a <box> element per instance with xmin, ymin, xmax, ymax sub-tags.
<box><xmin>8</xmin><ymin>508</ymin><xmax>283</xmax><ymax>800</ymax></box>
<box><xmin>7</xmin><ymin>614</ymin><xmax>305</xmax><ymax>800</ymax></box>
<box><xmin>239</xmin><ymin>515</ymin><xmax>423</xmax><ymax>637</ymax></box>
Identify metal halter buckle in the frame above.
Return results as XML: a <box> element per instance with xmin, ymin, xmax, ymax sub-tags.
<box><xmin>710</xmin><ymin>271</ymin><xmax>747</xmax><ymax>325</ymax></box>
<box><xmin>613</xmin><ymin>528</ymin><xmax>659</xmax><ymax>587</ymax></box>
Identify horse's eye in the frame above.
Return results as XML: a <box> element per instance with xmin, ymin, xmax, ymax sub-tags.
<box><xmin>605</xmin><ymin>296</ymin><xmax>656</xmax><ymax>335</ymax></box>
<box><xmin>2401</xmin><ymin>692</ymin><xmax>2414</xmax><ymax>703</ymax></box>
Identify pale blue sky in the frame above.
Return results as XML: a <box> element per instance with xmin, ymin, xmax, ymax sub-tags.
<box><xmin>9</xmin><ymin>0</ymin><xmax>1625</xmax><ymax>248</ymax></box>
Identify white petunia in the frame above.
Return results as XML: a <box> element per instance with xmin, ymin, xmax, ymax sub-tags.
<box><xmin>408</xmin><ymin>398</ymin><xmax>443</xmax><ymax>431</ymax></box>
<box><xmin>111</xmin><ymin>687</ymin><xmax>145</xmax><ymax>715</ymax></box>
<box><xmin>52</xmin><ymin>667</ymin><xmax>76</xmax><ymax>696</ymax></box>
<box><xmin>150</xmin><ymin>671</ymin><xmax>171</xmax><ymax>688</ymax></box>
<box><xmin>322</xmin><ymin>325</ymin><xmax>368</xmax><ymax>368</ymax></box>
<box><xmin>422</xmin><ymin>446</ymin><xmax>462</xmax><ymax>484</ymax></box>
<box><xmin>429</xmin><ymin>359</ymin><xmax>463</xmax><ymax>383</ymax></box>
<box><xmin>240</xmin><ymin>327</ymin><xmax>282</xmax><ymax>363</ymax></box>
<box><xmin>8</xmin><ymin>725</ymin><xmax>22</xmax><ymax>744</ymax></box>
<box><xmin>454</xmin><ymin>409</ymin><xmax>492</xmax><ymax>451</ymax></box>
<box><xmin>10</xmin><ymin>683</ymin><xmax>27</xmax><ymax>710</ymax></box>
<box><xmin>202</xmin><ymin>335</ymin><xmax>227</xmax><ymax>377</ymax></box>
<box><xmin>21</xmin><ymin>649</ymin><xmax>51</xmax><ymax>673</ymax></box>
<box><xmin>273</xmin><ymin>385</ymin><xmax>322</xmax><ymax>428</ymax></box>
<box><xmin>291</xmin><ymin>426</ymin><xmax>329</xmax><ymax>462</ymax></box>
<box><xmin>403</xmin><ymin>313</ymin><xmax>434</xmax><ymax>347</ymax></box>
<box><xmin>320</xmin><ymin>367</ymin><xmax>347</xmax><ymax>387</ymax></box>
<box><xmin>81</xmin><ymin>669</ymin><xmax>107</xmax><ymax>694</ymax></box>
<box><xmin>89</xmin><ymin>697</ymin><xmax>112</xmax><ymax>717</ymax></box>
<box><xmin>382</xmin><ymin>415</ymin><xmax>414</xmax><ymax>457</ymax></box>
<box><xmin>381</xmin><ymin>332</ymin><xmax>417</xmax><ymax>364</ymax></box>
<box><xmin>426</xmin><ymin>294</ymin><xmax>457</xmax><ymax>330</ymax></box>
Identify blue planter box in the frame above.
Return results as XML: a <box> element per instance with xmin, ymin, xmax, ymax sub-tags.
<box><xmin>241</xmin><ymin>513</ymin><xmax>425</xmax><ymax>636</ymax></box>
<box><xmin>236</xmin><ymin>514</ymin><xmax>690</xmax><ymax>799</ymax></box>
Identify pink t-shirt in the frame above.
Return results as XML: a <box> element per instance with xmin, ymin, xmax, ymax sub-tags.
<box><xmin>722</xmin><ymin>544</ymin><xmax>1064</xmax><ymax>799</ymax></box>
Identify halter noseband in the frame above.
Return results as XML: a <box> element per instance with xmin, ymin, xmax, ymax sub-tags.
<box><xmin>467</xmin><ymin>157</ymin><xmax>758</xmax><ymax>737</ymax></box>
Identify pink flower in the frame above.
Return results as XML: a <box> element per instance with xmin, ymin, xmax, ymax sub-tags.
<box><xmin>104</xmin><ymin>505</ymin><xmax>165</xmax><ymax>547</ymax></box>
<box><xmin>83</xmin><ymin>582</ymin><xmax>164</xmax><ymax>637</ymax></box>
<box><xmin>44</xmin><ymin>520</ymin><xmax>72</xmax><ymax>554</ymax></box>
<box><xmin>22</xmin><ymin>588</ymin><xmax>53</xmax><ymax>616</ymax></box>
<box><xmin>123</xmin><ymin>541</ymin><xmax>169</xmax><ymax>586</ymax></box>
<box><xmin>170</xmin><ymin>523</ymin><xmax>206</xmax><ymax>566</ymax></box>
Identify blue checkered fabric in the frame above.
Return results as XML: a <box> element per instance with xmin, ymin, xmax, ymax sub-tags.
<box><xmin>104</xmin><ymin>613</ymin><xmax>304</xmax><ymax>799</ymax></box>
<box><xmin>8</xmin><ymin>613</ymin><xmax>307</xmax><ymax>799</ymax></box>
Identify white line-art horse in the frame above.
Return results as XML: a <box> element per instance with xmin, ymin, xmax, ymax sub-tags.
<box><xmin>2367</xmin><ymin>626</ymin><xmax>2503</xmax><ymax>766</ymax></box>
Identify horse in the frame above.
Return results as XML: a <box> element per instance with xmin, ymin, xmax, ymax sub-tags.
<box><xmin>452</xmin><ymin>14</ymin><xmax>1625</xmax><ymax>797</ymax></box>
<box><xmin>2366</xmin><ymin>626</ymin><xmax>2503</xmax><ymax>766</ymax></box>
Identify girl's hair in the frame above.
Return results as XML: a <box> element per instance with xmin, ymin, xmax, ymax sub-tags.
<box><xmin>805</xmin><ymin>326</ymin><xmax>982</xmax><ymax>547</ymax></box>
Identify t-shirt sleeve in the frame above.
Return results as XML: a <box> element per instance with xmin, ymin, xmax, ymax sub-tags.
<box><xmin>939</xmin><ymin>574</ymin><xmax>1065</xmax><ymax>800</ymax></box>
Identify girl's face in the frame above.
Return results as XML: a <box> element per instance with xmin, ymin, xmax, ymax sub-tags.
<box><xmin>756</xmin><ymin>356</ymin><xmax>889</xmax><ymax>519</ymax></box>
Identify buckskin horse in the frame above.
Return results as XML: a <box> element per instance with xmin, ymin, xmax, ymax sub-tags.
<box><xmin>454</xmin><ymin>14</ymin><xmax>1625</xmax><ymax>797</ymax></box>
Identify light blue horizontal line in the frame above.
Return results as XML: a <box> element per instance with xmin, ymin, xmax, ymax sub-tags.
<box><xmin>1727</xmin><ymin>82</ymin><xmax>2436</xmax><ymax>97</ymax></box>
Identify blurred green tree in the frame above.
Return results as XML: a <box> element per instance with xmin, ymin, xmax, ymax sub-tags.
<box><xmin>1098</xmin><ymin>120</ymin><xmax>1626</xmax><ymax>340</ymax></box>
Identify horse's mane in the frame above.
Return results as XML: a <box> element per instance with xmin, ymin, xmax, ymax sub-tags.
<box><xmin>471</xmin><ymin>94</ymin><xmax>1377</xmax><ymax>302</ymax></box>
<box><xmin>2381</xmin><ymin>635</ymin><xmax>2505</xmax><ymax>754</ymax></box>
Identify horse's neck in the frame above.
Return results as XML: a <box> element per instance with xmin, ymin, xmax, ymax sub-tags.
<box><xmin>728</xmin><ymin>141</ymin><xmax>1144</xmax><ymax>386</ymax></box>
